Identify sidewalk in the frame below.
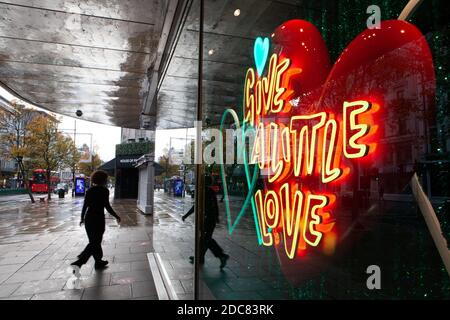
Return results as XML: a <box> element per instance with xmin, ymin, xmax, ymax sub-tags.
<box><xmin>0</xmin><ymin>192</ymin><xmax>158</xmax><ymax>300</ymax></box>
<box><xmin>1</xmin><ymin>190</ymin><xmax>447</xmax><ymax>299</ymax></box>
<box><xmin>151</xmin><ymin>190</ymin><xmax>450</xmax><ymax>299</ymax></box>
<box><xmin>151</xmin><ymin>191</ymin><xmax>290</xmax><ymax>300</ymax></box>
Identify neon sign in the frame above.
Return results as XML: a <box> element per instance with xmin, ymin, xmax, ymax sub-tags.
<box><xmin>220</xmin><ymin>41</ymin><xmax>378</xmax><ymax>259</ymax></box>
<box><xmin>220</xmin><ymin>18</ymin><xmax>435</xmax><ymax>261</ymax></box>
<box><xmin>243</xmin><ymin>48</ymin><xmax>379</xmax><ymax>258</ymax></box>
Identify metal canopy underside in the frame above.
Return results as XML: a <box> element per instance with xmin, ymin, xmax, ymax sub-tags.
<box><xmin>0</xmin><ymin>0</ymin><xmax>323</xmax><ymax>130</ymax></box>
<box><xmin>156</xmin><ymin>0</ymin><xmax>305</xmax><ymax>129</ymax></box>
<box><xmin>0</xmin><ymin>0</ymin><xmax>166</xmax><ymax>128</ymax></box>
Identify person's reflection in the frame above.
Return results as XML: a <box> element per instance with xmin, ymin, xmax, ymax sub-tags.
<box><xmin>182</xmin><ymin>175</ymin><xmax>229</xmax><ymax>268</ymax></box>
<box><xmin>378</xmin><ymin>178</ymin><xmax>385</xmax><ymax>202</ymax></box>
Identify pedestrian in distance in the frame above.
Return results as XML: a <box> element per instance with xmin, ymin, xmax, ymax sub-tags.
<box><xmin>70</xmin><ymin>170</ymin><xmax>121</xmax><ymax>273</ymax></box>
<box><xmin>182</xmin><ymin>175</ymin><xmax>229</xmax><ymax>268</ymax></box>
<box><xmin>378</xmin><ymin>178</ymin><xmax>385</xmax><ymax>201</ymax></box>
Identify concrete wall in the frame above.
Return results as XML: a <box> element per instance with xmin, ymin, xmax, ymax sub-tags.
<box><xmin>137</xmin><ymin>162</ymin><xmax>155</xmax><ymax>214</ymax></box>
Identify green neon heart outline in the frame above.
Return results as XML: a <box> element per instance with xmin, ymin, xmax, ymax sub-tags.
<box><xmin>254</xmin><ymin>37</ymin><xmax>270</xmax><ymax>77</ymax></box>
<box><xmin>219</xmin><ymin>108</ymin><xmax>262</xmax><ymax>244</ymax></box>
<box><xmin>242</xmin><ymin>119</ymin><xmax>263</xmax><ymax>245</ymax></box>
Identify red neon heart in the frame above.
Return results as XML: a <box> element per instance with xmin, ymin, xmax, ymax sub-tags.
<box><xmin>264</xmin><ymin>19</ymin><xmax>435</xmax><ymax>285</ymax></box>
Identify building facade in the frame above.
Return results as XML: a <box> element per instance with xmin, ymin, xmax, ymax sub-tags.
<box><xmin>180</xmin><ymin>0</ymin><xmax>450</xmax><ymax>299</ymax></box>
<box><xmin>0</xmin><ymin>0</ymin><xmax>447</xmax><ymax>300</ymax></box>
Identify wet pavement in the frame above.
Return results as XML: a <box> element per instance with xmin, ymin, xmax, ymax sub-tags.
<box><xmin>0</xmin><ymin>191</ymin><xmax>157</xmax><ymax>300</ymax></box>
<box><xmin>0</xmin><ymin>189</ymin><xmax>288</xmax><ymax>300</ymax></box>
<box><xmin>1</xmin><ymin>190</ymin><xmax>448</xmax><ymax>300</ymax></box>
<box><xmin>152</xmin><ymin>190</ymin><xmax>450</xmax><ymax>299</ymax></box>
<box><xmin>151</xmin><ymin>191</ymin><xmax>286</xmax><ymax>300</ymax></box>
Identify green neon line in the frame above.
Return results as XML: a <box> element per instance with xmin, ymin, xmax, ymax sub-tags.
<box><xmin>242</xmin><ymin>119</ymin><xmax>263</xmax><ymax>245</ymax></box>
<box><xmin>219</xmin><ymin>108</ymin><xmax>262</xmax><ymax>244</ymax></box>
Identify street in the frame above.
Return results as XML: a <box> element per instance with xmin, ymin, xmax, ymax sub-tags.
<box><xmin>1</xmin><ymin>190</ymin><xmax>448</xmax><ymax>300</ymax></box>
<box><xmin>0</xmin><ymin>192</ymin><xmax>158</xmax><ymax>300</ymax></box>
<box><xmin>0</xmin><ymin>190</ymin><xmax>291</xmax><ymax>300</ymax></box>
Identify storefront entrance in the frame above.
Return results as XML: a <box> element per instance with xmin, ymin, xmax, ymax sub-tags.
<box><xmin>115</xmin><ymin>168</ymin><xmax>139</xmax><ymax>199</ymax></box>
<box><xmin>153</xmin><ymin>0</ymin><xmax>450</xmax><ymax>300</ymax></box>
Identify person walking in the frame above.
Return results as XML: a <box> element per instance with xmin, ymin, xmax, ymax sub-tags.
<box><xmin>219</xmin><ymin>174</ymin><xmax>227</xmax><ymax>203</ymax></box>
<box><xmin>71</xmin><ymin>170</ymin><xmax>121</xmax><ymax>271</ymax></box>
<box><xmin>378</xmin><ymin>178</ymin><xmax>385</xmax><ymax>201</ymax></box>
<box><xmin>182</xmin><ymin>176</ymin><xmax>229</xmax><ymax>268</ymax></box>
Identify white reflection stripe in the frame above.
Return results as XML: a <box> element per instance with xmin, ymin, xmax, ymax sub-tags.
<box><xmin>411</xmin><ymin>173</ymin><xmax>450</xmax><ymax>277</ymax></box>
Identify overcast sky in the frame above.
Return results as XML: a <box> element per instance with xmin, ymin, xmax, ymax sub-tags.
<box><xmin>1</xmin><ymin>85</ymin><xmax>121</xmax><ymax>162</ymax></box>
<box><xmin>1</xmin><ymin>85</ymin><xmax>198</xmax><ymax>163</ymax></box>
<box><xmin>58</xmin><ymin>119</ymin><xmax>196</xmax><ymax>164</ymax></box>
<box><xmin>58</xmin><ymin>118</ymin><xmax>196</xmax><ymax>164</ymax></box>
<box><xmin>154</xmin><ymin>127</ymin><xmax>196</xmax><ymax>161</ymax></box>
<box><xmin>58</xmin><ymin>116</ymin><xmax>121</xmax><ymax>162</ymax></box>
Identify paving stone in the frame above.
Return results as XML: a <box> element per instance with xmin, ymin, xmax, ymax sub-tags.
<box><xmin>71</xmin><ymin>273</ymin><xmax>112</xmax><ymax>289</ymax></box>
<box><xmin>0</xmin><ymin>256</ymin><xmax>33</xmax><ymax>265</ymax></box>
<box><xmin>177</xmin><ymin>293</ymin><xmax>194</xmax><ymax>300</ymax></box>
<box><xmin>31</xmin><ymin>289</ymin><xmax>83</xmax><ymax>300</ymax></box>
<box><xmin>166</xmin><ymin>266</ymin><xmax>193</xmax><ymax>277</ymax></box>
<box><xmin>129</xmin><ymin>295</ymin><xmax>158</xmax><ymax>300</ymax></box>
<box><xmin>12</xmin><ymin>279</ymin><xmax>66</xmax><ymax>296</ymax></box>
<box><xmin>0</xmin><ymin>264</ymin><xmax>23</xmax><ymax>275</ymax></box>
<box><xmin>0</xmin><ymin>273</ymin><xmax>11</xmax><ymax>284</ymax></box>
<box><xmin>214</xmin><ymin>290</ymin><xmax>263</xmax><ymax>300</ymax></box>
<box><xmin>170</xmin><ymin>280</ymin><xmax>186</xmax><ymax>295</ymax></box>
<box><xmin>0</xmin><ymin>283</ymin><xmax>21</xmax><ymax>298</ymax></box>
<box><xmin>180</xmin><ymin>279</ymin><xmax>193</xmax><ymax>293</ymax></box>
<box><xmin>158</xmin><ymin>252</ymin><xmax>184</xmax><ymax>260</ymax></box>
<box><xmin>131</xmin><ymin>280</ymin><xmax>157</xmax><ymax>298</ymax></box>
<box><xmin>27</xmin><ymin>254</ymin><xmax>52</xmax><ymax>263</ymax></box>
<box><xmin>5</xmin><ymin>269</ymin><xmax>54</xmax><ymax>284</ymax></box>
<box><xmin>131</xmin><ymin>261</ymin><xmax>150</xmax><ymax>271</ymax></box>
<box><xmin>82</xmin><ymin>284</ymin><xmax>132</xmax><ymax>300</ymax></box>
<box><xmin>169</xmin><ymin>259</ymin><xmax>192</xmax><ymax>269</ymax></box>
<box><xmin>0</xmin><ymin>294</ymin><xmax>33</xmax><ymax>300</ymax></box>
<box><xmin>19</xmin><ymin>261</ymin><xmax>46</xmax><ymax>272</ymax></box>
<box><xmin>107</xmin><ymin>247</ymin><xmax>132</xmax><ymax>255</ymax></box>
<box><xmin>100</xmin><ymin>262</ymin><xmax>131</xmax><ymax>273</ymax></box>
<box><xmin>110</xmin><ymin>270</ymin><xmax>153</xmax><ymax>285</ymax></box>
<box><xmin>112</xmin><ymin>253</ymin><xmax>148</xmax><ymax>263</ymax></box>
<box><xmin>1</xmin><ymin>250</ymin><xmax>40</xmax><ymax>258</ymax></box>
<box><xmin>223</xmin><ymin>277</ymin><xmax>272</xmax><ymax>292</ymax></box>
<box><xmin>129</xmin><ymin>245</ymin><xmax>152</xmax><ymax>253</ymax></box>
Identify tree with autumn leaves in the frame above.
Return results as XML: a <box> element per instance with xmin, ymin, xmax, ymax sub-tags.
<box><xmin>155</xmin><ymin>148</ymin><xmax>181</xmax><ymax>186</ymax></box>
<box><xmin>26</xmin><ymin>114</ymin><xmax>79</xmax><ymax>200</ymax></box>
<box><xmin>1</xmin><ymin>103</ymin><xmax>106</xmax><ymax>201</ymax></box>
<box><xmin>0</xmin><ymin>105</ymin><xmax>76</xmax><ymax>200</ymax></box>
<box><xmin>0</xmin><ymin>102</ymin><xmax>35</xmax><ymax>158</ymax></box>
<box><xmin>77</xmin><ymin>152</ymin><xmax>103</xmax><ymax>178</ymax></box>
<box><xmin>0</xmin><ymin>101</ymin><xmax>36</xmax><ymax>201</ymax></box>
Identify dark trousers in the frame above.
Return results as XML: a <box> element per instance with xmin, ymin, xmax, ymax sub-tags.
<box><xmin>78</xmin><ymin>216</ymin><xmax>105</xmax><ymax>264</ymax></box>
<box><xmin>200</xmin><ymin>219</ymin><xmax>224</xmax><ymax>261</ymax></box>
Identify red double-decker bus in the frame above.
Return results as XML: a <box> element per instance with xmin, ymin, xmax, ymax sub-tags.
<box><xmin>210</xmin><ymin>173</ymin><xmax>221</xmax><ymax>194</ymax></box>
<box><xmin>30</xmin><ymin>169</ymin><xmax>60</xmax><ymax>193</ymax></box>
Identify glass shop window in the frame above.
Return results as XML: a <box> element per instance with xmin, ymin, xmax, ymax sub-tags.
<box><xmin>196</xmin><ymin>0</ymin><xmax>450</xmax><ymax>300</ymax></box>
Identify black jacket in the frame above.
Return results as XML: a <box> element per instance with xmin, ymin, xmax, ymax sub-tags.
<box><xmin>81</xmin><ymin>186</ymin><xmax>119</xmax><ymax>220</ymax></box>
<box><xmin>183</xmin><ymin>186</ymin><xmax>219</xmax><ymax>222</ymax></box>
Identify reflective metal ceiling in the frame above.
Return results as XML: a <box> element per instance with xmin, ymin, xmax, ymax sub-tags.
<box><xmin>0</xmin><ymin>0</ymin><xmax>318</xmax><ymax>130</ymax></box>
<box><xmin>156</xmin><ymin>0</ymin><xmax>302</xmax><ymax>129</ymax></box>
<box><xmin>0</xmin><ymin>0</ymin><xmax>166</xmax><ymax>128</ymax></box>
